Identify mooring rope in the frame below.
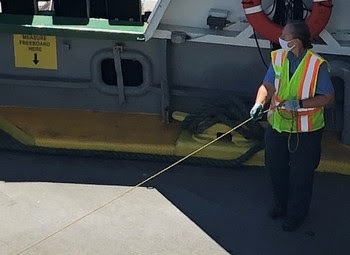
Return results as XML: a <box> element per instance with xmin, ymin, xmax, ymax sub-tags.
<box><xmin>16</xmin><ymin>110</ymin><xmax>270</xmax><ymax>255</ymax></box>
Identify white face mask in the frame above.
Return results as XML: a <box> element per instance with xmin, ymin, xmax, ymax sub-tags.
<box><xmin>279</xmin><ymin>37</ymin><xmax>295</xmax><ymax>52</ymax></box>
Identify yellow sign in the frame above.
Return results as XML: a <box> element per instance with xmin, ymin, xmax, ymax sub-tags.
<box><xmin>13</xmin><ymin>34</ymin><xmax>58</xmax><ymax>70</ymax></box>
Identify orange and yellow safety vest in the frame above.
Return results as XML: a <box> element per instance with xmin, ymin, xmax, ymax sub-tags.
<box><xmin>268</xmin><ymin>49</ymin><xmax>325</xmax><ymax>133</ymax></box>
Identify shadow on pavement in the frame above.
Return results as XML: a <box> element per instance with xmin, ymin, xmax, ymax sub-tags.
<box><xmin>0</xmin><ymin>150</ymin><xmax>349</xmax><ymax>255</ymax></box>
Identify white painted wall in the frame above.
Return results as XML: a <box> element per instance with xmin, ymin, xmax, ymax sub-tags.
<box><xmin>161</xmin><ymin>0</ymin><xmax>273</xmax><ymax>29</ymax></box>
<box><xmin>159</xmin><ymin>0</ymin><xmax>349</xmax><ymax>32</ymax></box>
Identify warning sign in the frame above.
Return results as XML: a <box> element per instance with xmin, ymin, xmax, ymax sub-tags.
<box><xmin>13</xmin><ymin>34</ymin><xmax>58</xmax><ymax>70</ymax></box>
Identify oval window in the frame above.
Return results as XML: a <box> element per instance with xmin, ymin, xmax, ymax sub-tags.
<box><xmin>101</xmin><ymin>58</ymin><xmax>143</xmax><ymax>87</ymax></box>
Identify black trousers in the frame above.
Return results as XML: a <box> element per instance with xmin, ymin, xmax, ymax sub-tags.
<box><xmin>265</xmin><ymin>126</ymin><xmax>323</xmax><ymax>219</ymax></box>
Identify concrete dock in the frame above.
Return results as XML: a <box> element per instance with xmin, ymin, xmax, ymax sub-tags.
<box><xmin>0</xmin><ymin>151</ymin><xmax>349</xmax><ymax>255</ymax></box>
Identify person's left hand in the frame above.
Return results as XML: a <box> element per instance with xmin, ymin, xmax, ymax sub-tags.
<box><xmin>283</xmin><ymin>100</ymin><xmax>301</xmax><ymax>111</ymax></box>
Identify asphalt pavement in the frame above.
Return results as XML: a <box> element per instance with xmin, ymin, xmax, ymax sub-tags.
<box><xmin>0</xmin><ymin>150</ymin><xmax>349</xmax><ymax>255</ymax></box>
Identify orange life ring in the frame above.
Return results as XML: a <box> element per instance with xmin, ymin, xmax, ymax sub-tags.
<box><xmin>242</xmin><ymin>0</ymin><xmax>333</xmax><ymax>44</ymax></box>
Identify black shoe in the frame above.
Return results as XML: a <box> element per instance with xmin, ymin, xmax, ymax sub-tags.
<box><xmin>269</xmin><ymin>207</ymin><xmax>286</xmax><ymax>220</ymax></box>
<box><xmin>282</xmin><ymin>217</ymin><xmax>304</xmax><ymax>232</ymax></box>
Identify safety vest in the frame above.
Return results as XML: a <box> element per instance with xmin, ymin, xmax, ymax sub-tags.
<box><xmin>268</xmin><ymin>49</ymin><xmax>325</xmax><ymax>133</ymax></box>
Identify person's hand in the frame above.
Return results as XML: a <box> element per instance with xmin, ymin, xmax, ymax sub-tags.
<box><xmin>250</xmin><ymin>103</ymin><xmax>264</xmax><ymax>121</ymax></box>
<box><xmin>283</xmin><ymin>100</ymin><xmax>301</xmax><ymax>111</ymax></box>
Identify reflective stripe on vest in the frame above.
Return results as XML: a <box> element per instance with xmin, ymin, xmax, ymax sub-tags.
<box><xmin>271</xmin><ymin>50</ymin><xmax>287</xmax><ymax>93</ymax></box>
<box><xmin>298</xmin><ymin>53</ymin><xmax>322</xmax><ymax>100</ymax></box>
<box><xmin>269</xmin><ymin>50</ymin><xmax>325</xmax><ymax>133</ymax></box>
<box><xmin>297</xmin><ymin>53</ymin><xmax>323</xmax><ymax>132</ymax></box>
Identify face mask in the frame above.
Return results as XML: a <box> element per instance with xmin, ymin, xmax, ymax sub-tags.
<box><xmin>279</xmin><ymin>38</ymin><xmax>295</xmax><ymax>51</ymax></box>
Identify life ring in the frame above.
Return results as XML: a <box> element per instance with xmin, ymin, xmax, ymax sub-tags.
<box><xmin>242</xmin><ymin>0</ymin><xmax>333</xmax><ymax>44</ymax></box>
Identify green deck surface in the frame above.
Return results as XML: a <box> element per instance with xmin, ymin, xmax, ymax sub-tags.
<box><xmin>0</xmin><ymin>14</ymin><xmax>147</xmax><ymax>40</ymax></box>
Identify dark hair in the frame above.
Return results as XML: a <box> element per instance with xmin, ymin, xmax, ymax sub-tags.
<box><xmin>287</xmin><ymin>21</ymin><xmax>313</xmax><ymax>49</ymax></box>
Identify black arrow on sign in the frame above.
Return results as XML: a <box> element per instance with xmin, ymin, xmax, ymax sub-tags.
<box><xmin>33</xmin><ymin>53</ymin><xmax>39</xmax><ymax>65</ymax></box>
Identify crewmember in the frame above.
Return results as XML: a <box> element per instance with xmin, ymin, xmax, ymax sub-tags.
<box><xmin>250</xmin><ymin>21</ymin><xmax>335</xmax><ymax>231</ymax></box>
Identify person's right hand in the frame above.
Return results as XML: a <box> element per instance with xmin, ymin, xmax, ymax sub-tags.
<box><xmin>250</xmin><ymin>103</ymin><xmax>264</xmax><ymax>121</ymax></box>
